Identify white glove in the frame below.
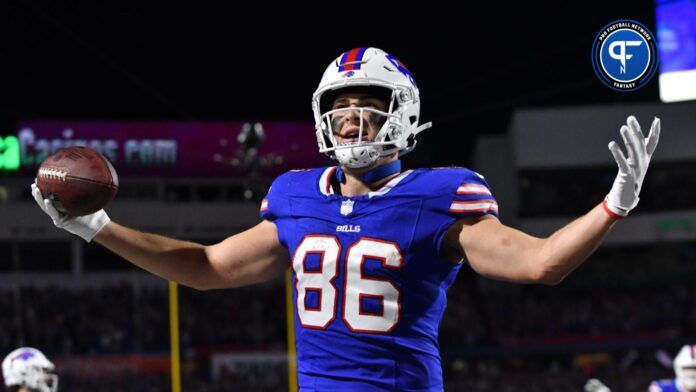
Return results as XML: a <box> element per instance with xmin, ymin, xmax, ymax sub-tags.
<box><xmin>604</xmin><ymin>115</ymin><xmax>660</xmax><ymax>218</ymax></box>
<box><xmin>31</xmin><ymin>181</ymin><xmax>111</xmax><ymax>242</ymax></box>
<box><xmin>584</xmin><ymin>378</ymin><xmax>611</xmax><ymax>392</ymax></box>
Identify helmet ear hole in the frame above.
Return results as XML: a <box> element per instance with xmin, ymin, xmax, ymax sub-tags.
<box><xmin>409</xmin><ymin>115</ymin><xmax>418</xmax><ymax>125</ymax></box>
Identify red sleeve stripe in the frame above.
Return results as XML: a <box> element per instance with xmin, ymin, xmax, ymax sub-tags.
<box><xmin>456</xmin><ymin>183</ymin><xmax>491</xmax><ymax>195</ymax></box>
<box><xmin>260</xmin><ymin>198</ymin><xmax>269</xmax><ymax>211</ymax></box>
<box><xmin>449</xmin><ymin>200</ymin><xmax>498</xmax><ymax>214</ymax></box>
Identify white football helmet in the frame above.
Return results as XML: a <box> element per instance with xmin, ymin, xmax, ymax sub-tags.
<box><xmin>675</xmin><ymin>344</ymin><xmax>696</xmax><ymax>391</ymax></box>
<box><xmin>2</xmin><ymin>347</ymin><xmax>58</xmax><ymax>392</ymax></box>
<box><xmin>312</xmin><ymin>47</ymin><xmax>432</xmax><ymax>168</ymax></box>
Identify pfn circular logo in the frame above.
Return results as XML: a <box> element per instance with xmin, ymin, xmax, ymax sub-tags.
<box><xmin>592</xmin><ymin>20</ymin><xmax>658</xmax><ymax>92</ymax></box>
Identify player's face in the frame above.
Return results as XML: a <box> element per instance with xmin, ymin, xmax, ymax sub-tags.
<box><xmin>329</xmin><ymin>93</ymin><xmax>388</xmax><ymax>145</ymax></box>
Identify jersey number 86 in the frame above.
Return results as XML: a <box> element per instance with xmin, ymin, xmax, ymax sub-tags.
<box><xmin>292</xmin><ymin>235</ymin><xmax>403</xmax><ymax>334</ymax></box>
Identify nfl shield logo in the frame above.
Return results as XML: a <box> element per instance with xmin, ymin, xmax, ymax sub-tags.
<box><xmin>340</xmin><ymin>199</ymin><xmax>354</xmax><ymax>216</ymax></box>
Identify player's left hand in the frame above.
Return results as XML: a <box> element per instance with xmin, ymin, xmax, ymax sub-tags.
<box><xmin>604</xmin><ymin>115</ymin><xmax>660</xmax><ymax>218</ymax></box>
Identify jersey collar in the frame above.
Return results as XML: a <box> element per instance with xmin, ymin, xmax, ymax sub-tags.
<box><xmin>318</xmin><ymin>166</ymin><xmax>413</xmax><ymax>198</ymax></box>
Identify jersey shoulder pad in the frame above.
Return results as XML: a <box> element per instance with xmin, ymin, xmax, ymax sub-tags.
<box><xmin>259</xmin><ymin>167</ymin><xmax>326</xmax><ymax>220</ymax></box>
<box><xmin>419</xmin><ymin>166</ymin><xmax>498</xmax><ymax>217</ymax></box>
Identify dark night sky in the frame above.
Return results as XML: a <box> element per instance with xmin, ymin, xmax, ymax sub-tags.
<box><xmin>0</xmin><ymin>1</ymin><xmax>659</xmax><ymax>166</ymax></box>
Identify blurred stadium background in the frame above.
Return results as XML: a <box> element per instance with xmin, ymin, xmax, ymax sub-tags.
<box><xmin>1</xmin><ymin>1</ymin><xmax>696</xmax><ymax>391</ymax></box>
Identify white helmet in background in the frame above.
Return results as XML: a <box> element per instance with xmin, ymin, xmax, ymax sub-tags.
<box><xmin>674</xmin><ymin>344</ymin><xmax>696</xmax><ymax>391</ymax></box>
<box><xmin>312</xmin><ymin>47</ymin><xmax>432</xmax><ymax>168</ymax></box>
<box><xmin>2</xmin><ymin>347</ymin><xmax>58</xmax><ymax>392</ymax></box>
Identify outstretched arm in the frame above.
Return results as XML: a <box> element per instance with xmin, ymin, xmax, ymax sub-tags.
<box><xmin>95</xmin><ymin>220</ymin><xmax>289</xmax><ymax>290</ymax></box>
<box><xmin>442</xmin><ymin>115</ymin><xmax>660</xmax><ymax>285</ymax></box>
<box><xmin>31</xmin><ymin>181</ymin><xmax>289</xmax><ymax>290</ymax></box>
<box><xmin>443</xmin><ymin>205</ymin><xmax>614</xmax><ymax>284</ymax></box>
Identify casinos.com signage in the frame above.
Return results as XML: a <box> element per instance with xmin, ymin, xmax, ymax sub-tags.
<box><xmin>2</xmin><ymin>121</ymin><xmax>324</xmax><ymax>178</ymax></box>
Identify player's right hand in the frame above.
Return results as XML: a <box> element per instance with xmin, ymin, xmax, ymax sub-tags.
<box><xmin>31</xmin><ymin>180</ymin><xmax>111</xmax><ymax>242</ymax></box>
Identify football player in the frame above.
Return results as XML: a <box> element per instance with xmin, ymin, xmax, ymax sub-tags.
<box><xmin>650</xmin><ymin>345</ymin><xmax>696</xmax><ymax>392</ymax></box>
<box><xmin>2</xmin><ymin>347</ymin><xmax>58</xmax><ymax>392</ymax></box>
<box><xmin>585</xmin><ymin>378</ymin><xmax>612</xmax><ymax>392</ymax></box>
<box><xmin>31</xmin><ymin>47</ymin><xmax>660</xmax><ymax>390</ymax></box>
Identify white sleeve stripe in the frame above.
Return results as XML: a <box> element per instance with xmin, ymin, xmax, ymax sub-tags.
<box><xmin>456</xmin><ymin>183</ymin><xmax>491</xmax><ymax>195</ymax></box>
<box><xmin>260</xmin><ymin>198</ymin><xmax>269</xmax><ymax>211</ymax></box>
<box><xmin>449</xmin><ymin>200</ymin><xmax>498</xmax><ymax>213</ymax></box>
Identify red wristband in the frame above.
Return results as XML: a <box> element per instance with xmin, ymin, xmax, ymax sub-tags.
<box><xmin>602</xmin><ymin>199</ymin><xmax>626</xmax><ymax>220</ymax></box>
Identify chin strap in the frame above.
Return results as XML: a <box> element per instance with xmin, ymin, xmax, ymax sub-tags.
<box><xmin>336</xmin><ymin>160</ymin><xmax>401</xmax><ymax>185</ymax></box>
<box><xmin>399</xmin><ymin>122</ymin><xmax>433</xmax><ymax>157</ymax></box>
<box><xmin>413</xmin><ymin>121</ymin><xmax>433</xmax><ymax>136</ymax></box>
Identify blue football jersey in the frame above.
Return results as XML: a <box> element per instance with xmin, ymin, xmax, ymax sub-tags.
<box><xmin>260</xmin><ymin>166</ymin><xmax>498</xmax><ymax>391</ymax></box>
<box><xmin>649</xmin><ymin>379</ymin><xmax>680</xmax><ymax>392</ymax></box>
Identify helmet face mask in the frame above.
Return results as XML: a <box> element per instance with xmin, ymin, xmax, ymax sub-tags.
<box><xmin>319</xmin><ymin>105</ymin><xmax>402</xmax><ymax>169</ymax></box>
<box><xmin>312</xmin><ymin>47</ymin><xmax>432</xmax><ymax>169</ymax></box>
<box><xmin>2</xmin><ymin>348</ymin><xmax>58</xmax><ymax>392</ymax></box>
<box><xmin>674</xmin><ymin>345</ymin><xmax>696</xmax><ymax>391</ymax></box>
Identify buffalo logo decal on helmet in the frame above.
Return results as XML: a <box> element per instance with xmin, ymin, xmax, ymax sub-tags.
<box><xmin>385</xmin><ymin>54</ymin><xmax>416</xmax><ymax>87</ymax></box>
<box><xmin>11</xmin><ymin>351</ymin><xmax>36</xmax><ymax>362</ymax></box>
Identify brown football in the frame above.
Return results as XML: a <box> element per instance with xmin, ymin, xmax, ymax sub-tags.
<box><xmin>36</xmin><ymin>146</ymin><xmax>119</xmax><ymax>217</ymax></box>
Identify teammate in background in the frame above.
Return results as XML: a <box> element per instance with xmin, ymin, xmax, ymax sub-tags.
<box><xmin>650</xmin><ymin>345</ymin><xmax>696</xmax><ymax>392</ymax></box>
<box><xmin>2</xmin><ymin>347</ymin><xmax>58</xmax><ymax>392</ymax></box>
<box><xmin>584</xmin><ymin>345</ymin><xmax>696</xmax><ymax>392</ymax></box>
<box><xmin>585</xmin><ymin>378</ymin><xmax>612</xmax><ymax>392</ymax></box>
<box><xmin>31</xmin><ymin>47</ymin><xmax>661</xmax><ymax>390</ymax></box>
